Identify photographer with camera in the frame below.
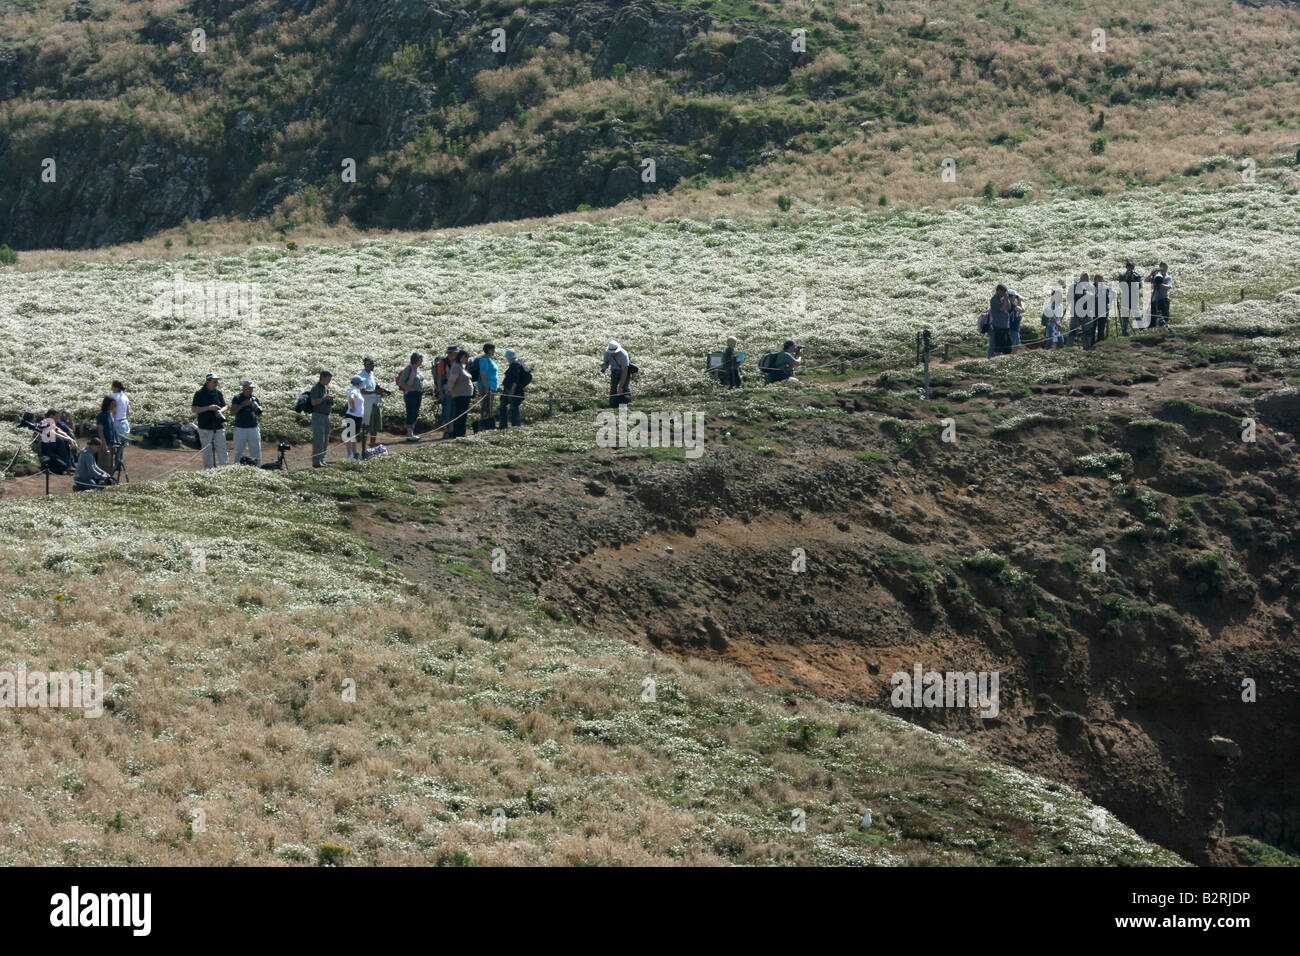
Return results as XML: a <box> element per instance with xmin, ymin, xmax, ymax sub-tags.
<box><xmin>191</xmin><ymin>373</ymin><xmax>229</xmax><ymax>468</ymax></box>
<box><xmin>231</xmin><ymin>379</ymin><xmax>263</xmax><ymax>466</ymax></box>
<box><xmin>73</xmin><ymin>438</ymin><xmax>113</xmax><ymax>492</ymax></box>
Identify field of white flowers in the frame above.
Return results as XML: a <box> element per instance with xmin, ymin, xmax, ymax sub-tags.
<box><xmin>2</xmin><ymin>185</ymin><xmax>1298</xmax><ymax>457</ymax></box>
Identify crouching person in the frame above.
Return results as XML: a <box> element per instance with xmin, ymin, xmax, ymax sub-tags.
<box><xmin>74</xmin><ymin>438</ymin><xmax>112</xmax><ymax>491</ymax></box>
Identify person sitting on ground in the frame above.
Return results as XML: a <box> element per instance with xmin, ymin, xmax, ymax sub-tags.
<box><xmin>344</xmin><ymin>376</ymin><xmax>365</xmax><ymax>460</ymax></box>
<box><xmin>110</xmin><ymin>380</ymin><xmax>131</xmax><ymax>444</ymax></box>
<box><xmin>474</xmin><ymin>343</ymin><xmax>499</xmax><ymax>431</ymax></box>
<box><xmin>95</xmin><ymin>395</ymin><xmax>118</xmax><ymax>473</ymax></box>
<box><xmin>36</xmin><ymin>408</ymin><xmax>78</xmax><ymax>472</ymax></box>
<box><xmin>74</xmin><ymin>438</ymin><xmax>112</xmax><ymax>492</ymax></box>
<box><xmin>498</xmin><ymin>349</ymin><xmax>527</xmax><ymax>429</ymax></box>
<box><xmin>447</xmin><ymin>349</ymin><xmax>475</xmax><ymax>439</ymax></box>
<box><xmin>723</xmin><ymin>336</ymin><xmax>742</xmax><ymax>388</ymax></box>
<box><xmin>602</xmin><ymin>341</ymin><xmax>633</xmax><ymax>407</ymax></box>
<box><xmin>768</xmin><ymin>339</ymin><xmax>803</xmax><ymax>381</ymax></box>
<box><xmin>397</xmin><ymin>352</ymin><xmax>425</xmax><ymax>442</ymax></box>
<box><xmin>989</xmin><ymin>286</ymin><xmax>1013</xmax><ymax>357</ymax></box>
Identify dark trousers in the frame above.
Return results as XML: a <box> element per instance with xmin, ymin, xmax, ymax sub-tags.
<box><xmin>451</xmin><ymin>396</ymin><xmax>471</xmax><ymax>438</ymax></box>
<box><xmin>477</xmin><ymin>390</ymin><xmax>496</xmax><ymax>430</ymax></box>
<box><xmin>1152</xmin><ymin>297</ymin><xmax>1170</xmax><ymax>327</ymax></box>
<box><xmin>609</xmin><ymin>369</ymin><xmax>630</xmax><ymax>408</ymax></box>
<box><xmin>1096</xmin><ymin>315</ymin><xmax>1108</xmax><ymax>341</ymax></box>
<box><xmin>1119</xmin><ymin>312</ymin><xmax>1132</xmax><ymax>336</ymax></box>
<box><xmin>498</xmin><ymin>395</ymin><xmax>522</xmax><ymax>428</ymax></box>
<box><xmin>404</xmin><ymin>390</ymin><xmax>423</xmax><ymax>428</ymax></box>
<box><xmin>992</xmin><ymin>328</ymin><xmax>1012</xmax><ymax>355</ymax></box>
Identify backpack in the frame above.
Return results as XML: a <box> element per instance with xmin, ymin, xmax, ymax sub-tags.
<box><xmin>179</xmin><ymin>423</ymin><xmax>202</xmax><ymax>450</ymax></box>
<box><xmin>294</xmin><ymin>391</ymin><xmax>313</xmax><ymax>414</ymax></box>
<box><xmin>977</xmin><ymin>309</ymin><xmax>991</xmax><ymax>333</ymax></box>
<box><xmin>517</xmin><ymin>364</ymin><xmax>533</xmax><ymax>388</ymax></box>
<box><xmin>467</xmin><ymin>356</ymin><xmax>482</xmax><ymax>379</ymax></box>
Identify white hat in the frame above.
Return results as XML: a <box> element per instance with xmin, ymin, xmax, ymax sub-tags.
<box><xmin>605</xmin><ymin>341</ymin><xmax>620</xmax><ymax>353</ymax></box>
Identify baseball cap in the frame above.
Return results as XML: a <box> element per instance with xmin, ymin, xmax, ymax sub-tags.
<box><xmin>205</xmin><ymin>373</ymin><xmax>219</xmax><ymax>381</ymax></box>
<box><xmin>350</xmin><ymin>375</ymin><xmax>364</xmax><ymax>385</ymax></box>
<box><xmin>363</xmin><ymin>356</ymin><xmax>374</xmax><ymax>365</ymax></box>
<box><xmin>783</xmin><ymin>339</ymin><xmax>796</xmax><ymax>350</ymax></box>
<box><xmin>242</xmin><ymin>379</ymin><xmax>254</xmax><ymax>388</ymax></box>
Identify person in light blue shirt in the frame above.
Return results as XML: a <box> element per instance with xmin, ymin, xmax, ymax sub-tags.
<box><xmin>475</xmin><ymin>343</ymin><xmax>500</xmax><ymax>431</ymax></box>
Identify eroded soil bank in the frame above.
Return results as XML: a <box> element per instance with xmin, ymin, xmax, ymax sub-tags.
<box><xmin>358</xmin><ymin>332</ymin><xmax>1300</xmax><ymax>865</ymax></box>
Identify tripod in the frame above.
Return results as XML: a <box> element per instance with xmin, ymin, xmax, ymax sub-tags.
<box><xmin>110</xmin><ymin>441</ymin><xmax>130</xmax><ymax>485</ymax></box>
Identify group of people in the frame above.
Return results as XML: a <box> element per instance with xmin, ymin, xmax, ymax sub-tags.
<box><xmin>190</xmin><ymin>345</ymin><xmax>533</xmax><ymax>471</ymax></box>
<box><xmin>28</xmin><ymin>380</ymin><xmax>132</xmax><ymax>491</ymax></box>
<box><xmin>983</xmin><ymin>261</ymin><xmax>1174</xmax><ymax>357</ymax></box>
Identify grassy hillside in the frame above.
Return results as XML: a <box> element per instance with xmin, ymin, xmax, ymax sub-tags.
<box><xmin>1</xmin><ymin>0</ymin><xmax>1297</xmax><ymax>248</ymax></box>
<box><xmin>0</xmin><ymin>462</ymin><xmax>1182</xmax><ymax>865</ymax></box>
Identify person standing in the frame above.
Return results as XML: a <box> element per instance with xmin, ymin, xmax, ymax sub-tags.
<box><xmin>190</xmin><ymin>374</ymin><xmax>228</xmax><ymax>468</ymax></box>
<box><xmin>1069</xmin><ymin>273</ymin><xmax>1094</xmax><ymax>348</ymax></box>
<box><xmin>230</xmin><ymin>380</ymin><xmax>263</xmax><ymax>466</ymax></box>
<box><xmin>110</xmin><ymin>381</ymin><xmax>131</xmax><ymax>443</ymax></box>
<box><xmin>1041</xmin><ymin>286</ymin><xmax>1065</xmax><ymax>350</ymax></box>
<box><xmin>397</xmin><ymin>352</ymin><xmax>425</xmax><ymax>442</ymax></box>
<box><xmin>723</xmin><ymin>336</ymin><xmax>742</xmax><ymax>387</ymax></box>
<box><xmin>357</xmin><ymin>357</ymin><xmax>387</xmax><ymax>454</ymax></box>
<box><xmin>1116</xmin><ymin>260</ymin><xmax>1142</xmax><ymax>336</ymax></box>
<box><xmin>498</xmin><ymin>349</ymin><xmax>527</xmax><ymax>429</ymax></box>
<box><xmin>1093</xmin><ymin>270</ymin><xmax>1110</xmax><ymax>342</ymax></box>
<box><xmin>602</xmin><ymin>341</ymin><xmax>635</xmax><ymax>407</ymax></box>
<box><xmin>1007</xmin><ymin>289</ymin><xmax>1025</xmax><ymax>352</ymax></box>
<box><xmin>474</xmin><ymin>343</ymin><xmax>499</xmax><ymax>431</ymax></box>
<box><xmin>447</xmin><ymin>350</ymin><xmax>474</xmax><ymax>439</ymax></box>
<box><xmin>436</xmin><ymin>345</ymin><xmax>459</xmax><ymax>439</ymax></box>
<box><xmin>95</xmin><ymin>395</ymin><xmax>119</xmax><ymax>472</ymax></box>
<box><xmin>309</xmin><ymin>370</ymin><xmax>334</xmax><ymax>468</ymax></box>
<box><xmin>989</xmin><ymin>285</ymin><xmax>1013</xmax><ymax>356</ymax></box>
<box><xmin>344</xmin><ymin>375</ymin><xmax>365</xmax><ymax>460</ymax></box>
<box><xmin>1147</xmin><ymin>261</ymin><xmax>1173</xmax><ymax>328</ymax></box>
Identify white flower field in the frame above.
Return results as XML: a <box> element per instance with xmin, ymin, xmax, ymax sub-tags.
<box><xmin>2</xmin><ymin>185</ymin><xmax>1298</xmax><ymax>458</ymax></box>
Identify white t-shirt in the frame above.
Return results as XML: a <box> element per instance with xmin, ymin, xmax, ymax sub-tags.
<box><xmin>346</xmin><ymin>386</ymin><xmax>364</xmax><ymax>417</ymax></box>
<box><xmin>112</xmin><ymin>391</ymin><xmax>130</xmax><ymax>422</ymax></box>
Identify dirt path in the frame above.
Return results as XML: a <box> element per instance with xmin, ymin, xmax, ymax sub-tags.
<box><xmin>0</xmin><ymin>424</ymin><xmax>450</xmax><ymax>499</ymax></box>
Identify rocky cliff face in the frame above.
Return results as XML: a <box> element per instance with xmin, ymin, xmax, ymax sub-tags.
<box><xmin>0</xmin><ymin>0</ymin><xmax>807</xmax><ymax>249</ymax></box>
